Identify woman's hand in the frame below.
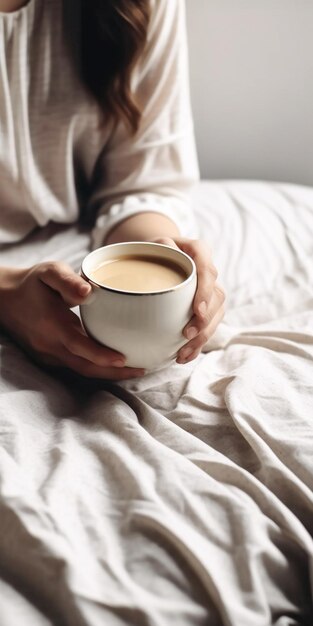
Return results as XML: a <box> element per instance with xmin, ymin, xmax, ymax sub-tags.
<box><xmin>153</xmin><ymin>237</ymin><xmax>225</xmax><ymax>364</ymax></box>
<box><xmin>0</xmin><ymin>262</ymin><xmax>145</xmax><ymax>380</ymax></box>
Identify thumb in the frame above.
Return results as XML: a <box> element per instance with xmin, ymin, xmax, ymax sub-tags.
<box><xmin>38</xmin><ymin>262</ymin><xmax>91</xmax><ymax>306</ymax></box>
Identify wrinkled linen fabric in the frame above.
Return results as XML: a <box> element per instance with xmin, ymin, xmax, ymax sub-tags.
<box><xmin>0</xmin><ymin>0</ymin><xmax>198</xmax><ymax>245</ymax></box>
<box><xmin>0</xmin><ymin>180</ymin><xmax>313</xmax><ymax>625</ymax></box>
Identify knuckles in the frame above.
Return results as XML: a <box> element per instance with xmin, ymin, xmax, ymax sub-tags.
<box><xmin>38</xmin><ymin>261</ymin><xmax>61</xmax><ymax>277</ymax></box>
<box><xmin>38</xmin><ymin>261</ymin><xmax>75</xmax><ymax>285</ymax></box>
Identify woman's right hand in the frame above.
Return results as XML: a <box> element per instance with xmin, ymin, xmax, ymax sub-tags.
<box><xmin>0</xmin><ymin>262</ymin><xmax>145</xmax><ymax>380</ymax></box>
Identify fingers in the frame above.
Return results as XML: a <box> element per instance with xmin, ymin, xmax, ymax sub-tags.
<box><xmin>39</xmin><ymin>349</ymin><xmax>145</xmax><ymax>380</ymax></box>
<box><xmin>34</xmin><ymin>241</ymin><xmax>224</xmax><ymax>373</ymax></box>
<box><xmin>56</xmin><ymin>312</ymin><xmax>145</xmax><ymax>377</ymax></box>
<box><xmin>167</xmin><ymin>237</ymin><xmax>221</xmax><ymax>316</ymax></box>
<box><xmin>58</xmin><ymin>349</ymin><xmax>145</xmax><ymax>380</ymax></box>
<box><xmin>151</xmin><ymin>237</ymin><xmax>225</xmax><ymax>366</ymax></box>
<box><xmin>177</xmin><ymin>304</ymin><xmax>225</xmax><ymax>364</ymax></box>
<box><xmin>33</xmin><ymin>316</ymin><xmax>145</xmax><ymax>379</ymax></box>
<box><xmin>152</xmin><ymin>237</ymin><xmax>223</xmax><ymax>329</ymax></box>
<box><xmin>176</xmin><ymin>241</ymin><xmax>225</xmax><ymax>364</ymax></box>
<box><xmin>11</xmin><ymin>261</ymin><xmax>145</xmax><ymax>380</ymax></box>
<box><xmin>152</xmin><ymin>238</ymin><xmax>220</xmax><ymax>320</ymax></box>
<box><xmin>183</xmin><ymin>283</ymin><xmax>225</xmax><ymax>340</ymax></box>
<box><xmin>176</xmin><ymin>239</ymin><xmax>218</xmax><ymax>311</ymax></box>
<box><xmin>38</xmin><ymin>262</ymin><xmax>91</xmax><ymax>306</ymax></box>
<box><xmin>60</xmin><ymin>312</ymin><xmax>127</xmax><ymax>368</ymax></box>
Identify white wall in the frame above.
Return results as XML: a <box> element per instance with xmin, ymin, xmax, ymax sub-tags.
<box><xmin>186</xmin><ymin>0</ymin><xmax>313</xmax><ymax>185</ymax></box>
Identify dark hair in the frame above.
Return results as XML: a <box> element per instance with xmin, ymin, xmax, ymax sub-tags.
<box><xmin>81</xmin><ymin>0</ymin><xmax>151</xmax><ymax>134</ymax></box>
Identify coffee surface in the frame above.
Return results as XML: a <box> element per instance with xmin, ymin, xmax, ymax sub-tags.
<box><xmin>90</xmin><ymin>255</ymin><xmax>188</xmax><ymax>292</ymax></box>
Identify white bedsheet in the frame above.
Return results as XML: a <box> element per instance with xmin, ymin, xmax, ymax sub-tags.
<box><xmin>0</xmin><ymin>180</ymin><xmax>313</xmax><ymax>626</ymax></box>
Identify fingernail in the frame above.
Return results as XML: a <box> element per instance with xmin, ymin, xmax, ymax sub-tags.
<box><xmin>198</xmin><ymin>301</ymin><xmax>207</xmax><ymax>317</ymax></box>
<box><xmin>186</xmin><ymin>326</ymin><xmax>198</xmax><ymax>340</ymax></box>
<box><xmin>112</xmin><ymin>359</ymin><xmax>126</xmax><ymax>368</ymax></box>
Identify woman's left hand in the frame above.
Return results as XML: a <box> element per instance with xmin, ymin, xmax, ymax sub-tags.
<box><xmin>153</xmin><ymin>237</ymin><xmax>226</xmax><ymax>364</ymax></box>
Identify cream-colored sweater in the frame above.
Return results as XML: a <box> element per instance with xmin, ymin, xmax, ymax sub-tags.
<box><xmin>0</xmin><ymin>0</ymin><xmax>199</xmax><ymax>246</ymax></box>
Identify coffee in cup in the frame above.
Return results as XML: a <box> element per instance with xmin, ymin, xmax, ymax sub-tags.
<box><xmin>89</xmin><ymin>255</ymin><xmax>188</xmax><ymax>293</ymax></box>
<box><xmin>80</xmin><ymin>242</ymin><xmax>197</xmax><ymax>370</ymax></box>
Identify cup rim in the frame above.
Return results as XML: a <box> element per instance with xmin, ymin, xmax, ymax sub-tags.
<box><xmin>81</xmin><ymin>241</ymin><xmax>196</xmax><ymax>296</ymax></box>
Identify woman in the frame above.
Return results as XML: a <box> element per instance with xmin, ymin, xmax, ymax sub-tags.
<box><xmin>0</xmin><ymin>0</ymin><xmax>225</xmax><ymax>379</ymax></box>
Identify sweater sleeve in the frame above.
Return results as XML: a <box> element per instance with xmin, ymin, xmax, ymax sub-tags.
<box><xmin>90</xmin><ymin>0</ymin><xmax>199</xmax><ymax>249</ymax></box>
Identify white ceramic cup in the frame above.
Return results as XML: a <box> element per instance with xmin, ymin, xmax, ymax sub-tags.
<box><xmin>80</xmin><ymin>242</ymin><xmax>197</xmax><ymax>370</ymax></box>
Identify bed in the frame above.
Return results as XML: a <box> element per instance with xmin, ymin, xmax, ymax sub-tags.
<box><xmin>0</xmin><ymin>179</ymin><xmax>313</xmax><ymax>625</ymax></box>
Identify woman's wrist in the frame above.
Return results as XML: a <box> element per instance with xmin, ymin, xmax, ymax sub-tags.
<box><xmin>104</xmin><ymin>212</ymin><xmax>180</xmax><ymax>245</ymax></box>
